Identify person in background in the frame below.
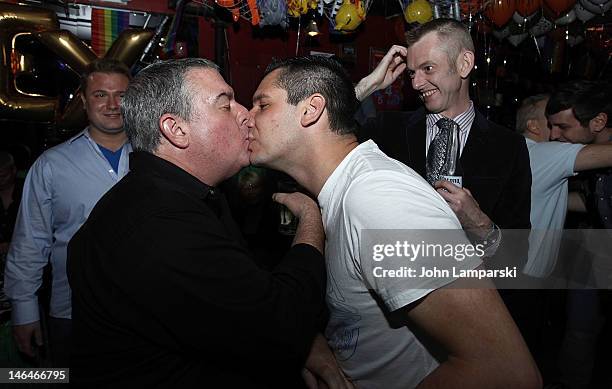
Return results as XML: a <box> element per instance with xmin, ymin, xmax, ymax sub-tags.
<box><xmin>353</xmin><ymin>18</ymin><xmax>534</xmax><ymax>355</ymax></box>
<box><xmin>517</xmin><ymin>93</ymin><xmax>612</xmax><ymax>278</ymax></box>
<box><xmin>0</xmin><ymin>152</ymin><xmax>22</xmax><ymax>255</ymax></box>
<box><xmin>545</xmin><ymin>80</ymin><xmax>612</xmax><ymax>389</ymax></box>
<box><xmin>4</xmin><ymin>58</ymin><xmax>132</xmax><ymax>367</ymax></box>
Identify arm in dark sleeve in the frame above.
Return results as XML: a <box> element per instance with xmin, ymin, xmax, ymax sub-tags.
<box><xmin>114</xmin><ymin>210</ymin><xmax>327</xmax><ymax>366</ymax></box>
<box><xmin>497</xmin><ymin>136</ymin><xmax>532</xmax><ymax>230</ymax></box>
<box><xmin>491</xmin><ymin>136</ymin><xmax>532</xmax><ymax>270</ymax></box>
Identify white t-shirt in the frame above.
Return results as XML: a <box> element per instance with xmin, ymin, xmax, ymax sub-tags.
<box><xmin>318</xmin><ymin>140</ymin><xmax>481</xmax><ymax>388</ymax></box>
<box><xmin>523</xmin><ymin>139</ymin><xmax>584</xmax><ymax>277</ymax></box>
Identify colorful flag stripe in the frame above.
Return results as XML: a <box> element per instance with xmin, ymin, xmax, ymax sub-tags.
<box><xmin>91</xmin><ymin>9</ymin><xmax>129</xmax><ymax>56</ymax></box>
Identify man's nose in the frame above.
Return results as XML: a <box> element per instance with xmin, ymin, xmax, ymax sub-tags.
<box><xmin>550</xmin><ymin>127</ymin><xmax>561</xmax><ymax>141</ymax></box>
<box><xmin>411</xmin><ymin>72</ymin><xmax>423</xmax><ymax>90</ymax></box>
<box><xmin>236</xmin><ymin>104</ymin><xmax>252</xmax><ymax>129</ymax></box>
<box><xmin>108</xmin><ymin>95</ymin><xmax>120</xmax><ymax>109</ymax></box>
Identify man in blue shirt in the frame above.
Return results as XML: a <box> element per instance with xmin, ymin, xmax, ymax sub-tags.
<box><xmin>4</xmin><ymin>58</ymin><xmax>132</xmax><ymax>367</ymax></box>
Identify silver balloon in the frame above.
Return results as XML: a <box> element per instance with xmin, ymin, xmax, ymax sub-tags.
<box><xmin>529</xmin><ymin>17</ymin><xmax>554</xmax><ymax>37</ymax></box>
<box><xmin>493</xmin><ymin>25</ymin><xmax>512</xmax><ymax>40</ymax></box>
<box><xmin>508</xmin><ymin>33</ymin><xmax>529</xmax><ymax>46</ymax></box>
<box><xmin>567</xmin><ymin>35</ymin><xmax>584</xmax><ymax>46</ymax></box>
<box><xmin>579</xmin><ymin>0</ymin><xmax>612</xmax><ymax>14</ymax></box>
<box><xmin>574</xmin><ymin>3</ymin><xmax>596</xmax><ymax>21</ymax></box>
<box><xmin>555</xmin><ymin>9</ymin><xmax>576</xmax><ymax>25</ymax></box>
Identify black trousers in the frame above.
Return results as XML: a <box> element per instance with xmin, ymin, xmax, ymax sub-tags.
<box><xmin>47</xmin><ymin>317</ymin><xmax>71</xmax><ymax>368</ymax></box>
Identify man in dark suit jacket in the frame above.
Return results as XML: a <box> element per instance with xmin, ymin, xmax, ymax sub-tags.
<box><xmin>354</xmin><ymin>19</ymin><xmax>531</xmax><ymax>259</ymax></box>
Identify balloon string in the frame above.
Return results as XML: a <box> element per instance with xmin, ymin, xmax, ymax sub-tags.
<box><xmin>296</xmin><ymin>15</ymin><xmax>302</xmax><ymax>56</ymax></box>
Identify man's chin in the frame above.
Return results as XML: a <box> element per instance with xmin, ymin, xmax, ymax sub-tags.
<box><xmin>98</xmin><ymin>127</ymin><xmax>125</xmax><ymax>135</ymax></box>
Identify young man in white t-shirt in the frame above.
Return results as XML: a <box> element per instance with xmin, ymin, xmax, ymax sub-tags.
<box><xmin>247</xmin><ymin>55</ymin><xmax>540</xmax><ymax>388</ymax></box>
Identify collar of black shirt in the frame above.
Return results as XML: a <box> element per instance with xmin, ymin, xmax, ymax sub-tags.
<box><xmin>128</xmin><ymin>151</ymin><xmax>216</xmax><ymax>201</ymax></box>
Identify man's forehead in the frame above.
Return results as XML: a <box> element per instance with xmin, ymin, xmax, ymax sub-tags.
<box><xmin>548</xmin><ymin>108</ymin><xmax>576</xmax><ymax>121</ymax></box>
<box><xmin>86</xmin><ymin>72</ymin><xmax>129</xmax><ymax>90</ymax></box>
<box><xmin>253</xmin><ymin>71</ymin><xmax>283</xmax><ymax>101</ymax></box>
<box><xmin>187</xmin><ymin>68</ymin><xmax>234</xmax><ymax>101</ymax></box>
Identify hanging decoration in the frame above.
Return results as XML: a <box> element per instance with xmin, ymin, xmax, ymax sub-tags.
<box><xmin>335</xmin><ymin>0</ymin><xmax>366</xmax><ymax>31</ymax></box>
<box><xmin>485</xmin><ymin>0</ymin><xmax>516</xmax><ymax>27</ymax></box>
<box><xmin>579</xmin><ymin>0</ymin><xmax>612</xmax><ymax>14</ymax></box>
<box><xmin>554</xmin><ymin>9</ymin><xmax>576</xmax><ymax>24</ymax></box>
<box><xmin>403</xmin><ymin>0</ymin><xmax>434</xmax><ymax>24</ymax></box>
<box><xmin>492</xmin><ymin>23</ymin><xmax>512</xmax><ymax>39</ymax></box>
<box><xmin>91</xmin><ymin>8</ymin><xmax>130</xmax><ymax>56</ymax></box>
<box><xmin>258</xmin><ymin>0</ymin><xmax>289</xmax><ymax>28</ymax></box>
<box><xmin>0</xmin><ymin>2</ymin><xmax>154</xmax><ymax>127</ymax></box>
<box><xmin>287</xmin><ymin>0</ymin><xmax>318</xmax><ymax>17</ymax></box>
<box><xmin>512</xmin><ymin>9</ymin><xmax>540</xmax><ymax>26</ymax></box>
<box><xmin>544</xmin><ymin>0</ymin><xmax>576</xmax><ymax>16</ymax></box>
<box><xmin>508</xmin><ymin>32</ymin><xmax>528</xmax><ymax>46</ymax></box>
<box><xmin>516</xmin><ymin>0</ymin><xmax>542</xmax><ymax>16</ymax></box>
<box><xmin>529</xmin><ymin>15</ymin><xmax>554</xmax><ymax>36</ymax></box>
<box><xmin>574</xmin><ymin>2</ymin><xmax>596</xmax><ymax>21</ymax></box>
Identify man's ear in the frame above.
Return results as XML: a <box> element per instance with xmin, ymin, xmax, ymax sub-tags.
<box><xmin>589</xmin><ymin>112</ymin><xmax>607</xmax><ymax>133</ymax></box>
<box><xmin>458</xmin><ymin>50</ymin><xmax>475</xmax><ymax>79</ymax></box>
<box><xmin>526</xmin><ymin>119</ymin><xmax>541</xmax><ymax>136</ymax></box>
<box><xmin>80</xmin><ymin>92</ymin><xmax>87</xmax><ymax>110</ymax></box>
<box><xmin>300</xmin><ymin>94</ymin><xmax>326</xmax><ymax>127</ymax></box>
<box><xmin>159</xmin><ymin>114</ymin><xmax>189</xmax><ymax>149</ymax></box>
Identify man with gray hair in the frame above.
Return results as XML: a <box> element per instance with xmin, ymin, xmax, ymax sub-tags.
<box><xmin>67</xmin><ymin>58</ymin><xmax>329</xmax><ymax>387</ymax></box>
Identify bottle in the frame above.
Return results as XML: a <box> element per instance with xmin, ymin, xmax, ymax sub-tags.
<box><xmin>440</xmin><ymin>122</ymin><xmax>463</xmax><ymax>188</ymax></box>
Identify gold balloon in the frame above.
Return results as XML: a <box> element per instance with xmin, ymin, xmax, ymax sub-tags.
<box><xmin>0</xmin><ymin>3</ymin><xmax>59</xmax><ymax>123</ymax></box>
<box><xmin>335</xmin><ymin>0</ymin><xmax>366</xmax><ymax>31</ymax></box>
<box><xmin>105</xmin><ymin>29</ymin><xmax>155</xmax><ymax>68</ymax></box>
<box><xmin>1</xmin><ymin>3</ymin><xmax>155</xmax><ymax>129</ymax></box>
<box><xmin>404</xmin><ymin>0</ymin><xmax>433</xmax><ymax>24</ymax></box>
<box><xmin>36</xmin><ymin>30</ymin><xmax>97</xmax><ymax>74</ymax></box>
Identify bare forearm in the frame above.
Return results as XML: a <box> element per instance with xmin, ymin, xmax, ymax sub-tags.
<box><xmin>355</xmin><ymin>75</ymin><xmax>376</xmax><ymax>102</ymax></box>
<box><xmin>293</xmin><ymin>211</ymin><xmax>325</xmax><ymax>254</ymax></box>
<box><xmin>574</xmin><ymin>144</ymin><xmax>612</xmax><ymax>171</ymax></box>
<box><xmin>418</xmin><ymin>357</ymin><xmax>541</xmax><ymax>389</ymax></box>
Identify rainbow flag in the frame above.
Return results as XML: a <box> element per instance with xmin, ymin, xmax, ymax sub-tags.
<box><xmin>91</xmin><ymin>9</ymin><xmax>130</xmax><ymax>56</ymax></box>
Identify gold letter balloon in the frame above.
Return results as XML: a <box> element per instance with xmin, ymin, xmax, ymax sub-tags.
<box><xmin>0</xmin><ymin>3</ymin><xmax>153</xmax><ymax>129</ymax></box>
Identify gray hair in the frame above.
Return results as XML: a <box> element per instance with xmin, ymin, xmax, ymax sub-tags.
<box><xmin>516</xmin><ymin>94</ymin><xmax>549</xmax><ymax>134</ymax></box>
<box><xmin>121</xmin><ymin>58</ymin><xmax>219</xmax><ymax>152</ymax></box>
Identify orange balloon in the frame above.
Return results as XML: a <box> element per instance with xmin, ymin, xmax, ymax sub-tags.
<box><xmin>486</xmin><ymin>0</ymin><xmax>516</xmax><ymax>27</ymax></box>
<box><xmin>516</xmin><ymin>0</ymin><xmax>542</xmax><ymax>16</ymax></box>
<box><xmin>543</xmin><ymin>0</ymin><xmax>576</xmax><ymax>15</ymax></box>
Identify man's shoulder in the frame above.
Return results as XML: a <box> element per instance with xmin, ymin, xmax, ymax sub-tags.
<box><xmin>478</xmin><ymin>113</ymin><xmax>523</xmax><ymax>144</ymax></box>
<box><xmin>36</xmin><ymin>134</ymin><xmax>89</xmax><ymax>163</ymax></box>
